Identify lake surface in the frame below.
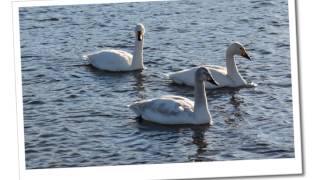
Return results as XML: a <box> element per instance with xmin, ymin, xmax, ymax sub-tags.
<box><xmin>19</xmin><ymin>0</ymin><xmax>294</xmax><ymax>169</ymax></box>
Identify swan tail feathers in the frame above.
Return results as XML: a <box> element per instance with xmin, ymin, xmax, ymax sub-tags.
<box><xmin>167</xmin><ymin>73</ymin><xmax>184</xmax><ymax>85</ymax></box>
<box><xmin>167</xmin><ymin>72</ymin><xmax>177</xmax><ymax>81</ymax></box>
<box><xmin>129</xmin><ymin>102</ymin><xmax>143</xmax><ymax>116</ymax></box>
<box><xmin>161</xmin><ymin>73</ymin><xmax>171</xmax><ymax>79</ymax></box>
<box><xmin>82</xmin><ymin>54</ymin><xmax>89</xmax><ymax>61</ymax></box>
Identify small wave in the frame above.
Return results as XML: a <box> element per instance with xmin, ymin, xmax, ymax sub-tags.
<box><xmin>39</xmin><ymin>133</ymin><xmax>59</xmax><ymax>138</ymax></box>
<box><xmin>89</xmin><ymin>111</ymin><xmax>113</xmax><ymax>117</ymax></box>
<box><xmin>59</xmin><ymin>126</ymin><xmax>77</xmax><ymax>134</ymax></box>
<box><xmin>69</xmin><ymin>152</ymin><xmax>81</xmax><ymax>158</ymax></box>
<box><xmin>47</xmin><ymin>78</ymin><xmax>61</xmax><ymax>83</ymax></box>
<box><xmin>269</xmin><ymin>32</ymin><xmax>278</xmax><ymax>35</ymax></box>
<box><xmin>27</xmin><ymin>100</ymin><xmax>45</xmax><ymax>105</ymax></box>
<box><xmin>259</xmin><ymin>2</ymin><xmax>276</xmax><ymax>6</ymax></box>
<box><xmin>276</xmin><ymin>42</ymin><xmax>290</xmax><ymax>48</ymax></box>
<box><xmin>266</xmin><ymin>83</ymin><xmax>292</xmax><ymax>88</ymax></box>
<box><xmin>258</xmin><ymin>26</ymin><xmax>265</xmax><ymax>32</ymax></box>
<box><xmin>252</xmin><ymin>17</ymin><xmax>264</xmax><ymax>20</ymax></box>
<box><xmin>239</xmin><ymin>19</ymin><xmax>249</xmax><ymax>23</ymax></box>
<box><xmin>35</xmin><ymin>74</ymin><xmax>45</xmax><ymax>78</ymax></box>
<box><xmin>25</xmin><ymin>149</ymin><xmax>39</xmax><ymax>154</ymax></box>
<box><xmin>22</xmin><ymin>68</ymin><xmax>37</xmax><ymax>72</ymax></box>
<box><xmin>190</xmin><ymin>22</ymin><xmax>198</xmax><ymax>25</ymax></box>
<box><xmin>242</xmin><ymin>145</ymin><xmax>291</xmax><ymax>156</ymax></box>
<box><xmin>258</xmin><ymin>49</ymin><xmax>272</xmax><ymax>55</ymax></box>
<box><xmin>144</xmin><ymin>47</ymin><xmax>158</xmax><ymax>51</ymax></box>
<box><xmin>52</xmin><ymin>99</ymin><xmax>64</xmax><ymax>103</ymax></box>
<box><xmin>55</xmin><ymin>149</ymin><xmax>70</xmax><ymax>154</ymax></box>
<box><xmin>96</xmin><ymin>23</ymin><xmax>107</xmax><ymax>28</ymax></box>
<box><xmin>67</xmin><ymin>94</ymin><xmax>78</xmax><ymax>99</ymax></box>
<box><xmin>71</xmin><ymin>74</ymin><xmax>81</xmax><ymax>78</ymax></box>
<box><xmin>21</xmin><ymin>55</ymin><xmax>41</xmax><ymax>59</ymax></box>
<box><xmin>52</xmin><ymin>85</ymin><xmax>72</xmax><ymax>92</ymax></box>
<box><xmin>252</xmin><ymin>90</ymin><xmax>265</xmax><ymax>95</ymax></box>
<box><xmin>270</xmin><ymin>21</ymin><xmax>281</xmax><ymax>27</ymax></box>
<box><xmin>177</xmin><ymin>28</ymin><xmax>190</xmax><ymax>33</ymax></box>
<box><xmin>22</xmin><ymin>25</ymin><xmax>45</xmax><ymax>30</ymax></box>
<box><xmin>153</xmin><ymin>26</ymin><xmax>170</xmax><ymax>32</ymax></box>
<box><xmin>251</xmin><ymin>1</ymin><xmax>276</xmax><ymax>7</ymax></box>
<box><xmin>37</xmin><ymin>17</ymin><xmax>60</xmax><ymax>22</ymax></box>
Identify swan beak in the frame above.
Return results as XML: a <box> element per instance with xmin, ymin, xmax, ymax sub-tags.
<box><xmin>241</xmin><ymin>50</ymin><xmax>251</xmax><ymax>60</ymax></box>
<box><xmin>207</xmin><ymin>75</ymin><xmax>219</xmax><ymax>86</ymax></box>
<box><xmin>137</xmin><ymin>31</ymin><xmax>143</xmax><ymax>41</ymax></box>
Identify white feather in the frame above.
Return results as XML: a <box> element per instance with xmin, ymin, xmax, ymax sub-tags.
<box><xmin>84</xmin><ymin>24</ymin><xmax>145</xmax><ymax>72</ymax></box>
<box><xmin>130</xmin><ymin>67</ymin><xmax>215</xmax><ymax>125</ymax></box>
<box><xmin>168</xmin><ymin>42</ymin><xmax>252</xmax><ymax>88</ymax></box>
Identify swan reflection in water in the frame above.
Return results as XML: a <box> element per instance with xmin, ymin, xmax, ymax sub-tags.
<box><xmin>131</xmin><ymin>71</ymin><xmax>146</xmax><ymax>99</ymax></box>
<box><xmin>224</xmin><ymin>89</ymin><xmax>248</xmax><ymax>128</ymax></box>
<box><xmin>189</xmin><ymin>125</ymin><xmax>210</xmax><ymax>162</ymax></box>
<box><xmin>83</xmin><ymin>64</ymin><xmax>146</xmax><ymax>98</ymax></box>
<box><xmin>135</xmin><ymin>120</ymin><xmax>210</xmax><ymax>162</ymax></box>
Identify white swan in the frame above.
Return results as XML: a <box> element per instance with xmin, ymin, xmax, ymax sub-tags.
<box><xmin>84</xmin><ymin>23</ymin><xmax>145</xmax><ymax>71</ymax></box>
<box><xmin>168</xmin><ymin>42</ymin><xmax>252</xmax><ymax>89</ymax></box>
<box><xmin>129</xmin><ymin>67</ymin><xmax>218</xmax><ymax>125</ymax></box>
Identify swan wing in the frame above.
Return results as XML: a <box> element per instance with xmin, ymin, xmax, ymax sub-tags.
<box><xmin>168</xmin><ymin>67</ymin><xmax>199</xmax><ymax>86</ymax></box>
<box><xmin>129</xmin><ymin>96</ymin><xmax>194</xmax><ymax>124</ymax></box>
<box><xmin>86</xmin><ymin>49</ymin><xmax>133</xmax><ymax>71</ymax></box>
<box><xmin>206</xmin><ymin>65</ymin><xmax>233</xmax><ymax>88</ymax></box>
<box><xmin>160</xmin><ymin>95</ymin><xmax>194</xmax><ymax>111</ymax></box>
<box><xmin>205</xmin><ymin>65</ymin><xmax>227</xmax><ymax>74</ymax></box>
<box><xmin>168</xmin><ymin>65</ymin><xmax>232</xmax><ymax>88</ymax></box>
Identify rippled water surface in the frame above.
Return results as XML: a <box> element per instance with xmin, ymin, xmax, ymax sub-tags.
<box><xmin>19</xmin><ymin>0</ymin><xmax>294</xmax><ymax>169</ymax></box>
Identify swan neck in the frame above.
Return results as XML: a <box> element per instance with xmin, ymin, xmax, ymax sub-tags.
<box><xmin>194</xmin><ymin>80</ymin><xmax>211</xmax><ymax>123</ymax></box>
<box><xmin>225</xmin><ymin>48</ymin><xmax>246</xmax><ymax>85</ymax></box>
<box><xmin>131</xmin><ymin>39</ymin><xmax>144</xmax><ymax>69</ymax></box>
<box><xmin>226</xmin><ymin>49</ymin><xmax>239</xmax><ymax>76</ymax></box>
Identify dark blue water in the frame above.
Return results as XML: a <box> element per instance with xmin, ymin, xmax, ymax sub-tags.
<box><xmin>19</xmin><ymin>0</ymin><xmax>294</xmax><ymax>169</ymax></box>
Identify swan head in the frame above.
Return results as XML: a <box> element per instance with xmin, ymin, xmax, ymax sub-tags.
<box><xmin>135</xmin><ymin>23</ymin><xmax>145</xmax><ymax>41</ymax></box>
<box><xmin>229</xmin><ymin>42</ymin><xmax>251</xmax><ymax>60</ymax></box>
<box><xmin>196</xmin><ymin>67</ymin><xmax>219</xmax><ymax>86</ymax></box>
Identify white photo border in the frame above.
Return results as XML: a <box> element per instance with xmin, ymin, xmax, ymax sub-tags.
<box><xmin>12</xmin><ymin>0</ymin><xmax>303</xmax><ymax>179</ymax></box>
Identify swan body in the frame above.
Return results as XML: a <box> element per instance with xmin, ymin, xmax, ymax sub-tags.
<box><xmin>168</xmin><ymin>42</ymin><xmax>252</xmax><ymax>89</ymax></box>
<box><xmin>130</xmin><ymin>67</ymin><xmax>218</xmax><ymax>125</ymax></box>
<box><xmin>84</xmin><ymin>23</ymin><xmax>145</xmax><ymax>71</ymax></box>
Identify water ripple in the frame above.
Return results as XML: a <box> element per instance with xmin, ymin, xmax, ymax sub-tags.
<box><xmin>20</xmin><ymin>0</ymin><xmax>294</xmax><ymax>169</ymax></box>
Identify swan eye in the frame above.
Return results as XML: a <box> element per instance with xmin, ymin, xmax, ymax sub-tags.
<box><xmin>137</xmin><ymin>31</ymin><xmax>143</xmax><ymax>41</ymax></box>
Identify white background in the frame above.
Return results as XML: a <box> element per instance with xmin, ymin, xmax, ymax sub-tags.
<box><xmin>0</xmin><ymin>0</ymin><xmax>319</xmax><ymax>179</ymax></box>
